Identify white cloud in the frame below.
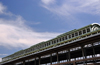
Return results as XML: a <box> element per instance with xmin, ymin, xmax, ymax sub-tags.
<box><xmin>0</xmin><ymin>3</ymin><xmax>13</xmax><ymax>16</ymax></box>
<box><xmin>0</xmin><ymin>2</ymin><xmax>61</xmax><ymax>49</ymax></box>
<box><xmin>0</xmin><ymin>16</ymin><xmax>25</xmax><ymax>27</ymax></box>
<box><xmin>41</xmin><ymin>0</ymin><xmax>55</xmax><ymax>5</ymax></box>
<box><xmin>0</xmin><ymin>23</ymin><xmax>60</xmax><ymax>49</ymax></box>
<box><xmin>0</xmin><ymin>3</ymin><xmax>6</xmax><ymax>14</ymax></box>
<box><xmin>0</xmin><ymin>54</ymin><xmax>8</xmax><ymax>56</ymax></box>
<box><xmin>0</xmin><ymin>58</ymin><xmax>2</xmax><ymax>62</ymax></box>
<box><xmin>41</xmin><ymin>0</ymin><xmax>100</xmax><ymax>17</ymax></box>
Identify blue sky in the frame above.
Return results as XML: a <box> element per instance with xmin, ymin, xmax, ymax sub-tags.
<box><xmin>0</xmin><ymin>0</ymin><xmax>100</xmax><ymax>62</ymax></box>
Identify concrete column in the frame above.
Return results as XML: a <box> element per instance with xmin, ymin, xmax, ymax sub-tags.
<box><xmin>81</xmin><ymin>30</ymin><xmax>83</xmax><ymax>35</ymax></box>
<box><xmin>28</xmin><ymin>60</ymin><xmax>29</xmax><ymax>65</ymax></box>
<box><xmin>73</xmin><ymin>62</ymin><xmax>76</xmax><ymax>65</ymax></box>
<box><xmin>81</xmin><ymin>46</ymin><xmax>85</xmax><ymax>59</ymax></box>
<box><xmin>39</xmin><ymin>56</ymin><xmax>40</xmax><ymax>65</ymax></box>
<box><xmin>84</xmin><ymin>48</ymin><xmax>87</xmax><ymax>59</ymax></box>
<box><xmin>34</xmin><ymin>57</ymin><xmax>36</xmax><ymax>65</ymax></box>
<box><xmin>85</xmin><ymin>28</ymin><xmax>87</xmax><ymax>33</ymax></box>
<box><xmin>89</xmin><ymin>26</ymin><xmax>92</xmax><ymax>32</ymax></box>
<box><xmin>56</xmin><ymin>39</ymin><xmax>57</xmax><ymax>43</ymax></box>
<box><xmin>66</xmin><ymin>50</ymin><xmax>70</xmax><ymax>65</ymax></box>
<box><xmin>81</xmin><ymin>46</ymin><xmax>87</xmax><ymax>65</ymax></box>
<box><xmin>77</xmin><ymin>31</ymin><xmax>79</xmax><ymax>36</ymax></box>
<box><xmin>68</xmin><ymin>49</ymin><xmax>70</xmax><ymax>61</ymax></box>
<box><xmin>92</xmin><ymin>43</ymin><xmax>96</xmax><ymax>64</ymax></box>
<box><xmin>50</xmin><ymin>41</ymin><xmax>52</xmax><ymax>45</ymax></box>
<box><xmin>67</xmin><ymin>35</ymin><xmax>69</xmax><ymax>39</ymax></box>
<box><xmin>92</xmin><ymin>43</ymin><xmax>95</xmax><ymax>57</ymax></box>
<box><xmin>56</xmin><ymin>52</ymin><xmax>59</xmax><ymax>63</ymax></box>
<box><xmin>70</xmin><ymin>34</ymin><xmax>72</xmax><ymax>38</ymax></box>
<box><xmin>23</xmin><ymin>60</ymin><xmax>25</xmax><ymax>65</ymax></box>
<box><xmin>66</xmin><ymin>50</ymin><xmax>68</xmax><ymax>62</ymax></box>
<box><xmin>50</xmin><ymin>54</ymin><xmax>52</xmax><ymax>65</ymax></box>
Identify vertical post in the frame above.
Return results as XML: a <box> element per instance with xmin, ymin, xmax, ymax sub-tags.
<box><xmin>39</xmin><ymin>56</ymin><xmax>41</xmax><ymax>65</ymax></box>
<box><xmin>23</xmin><ymin>60</ymin><xmax>25</xmax><ymax>65</ymax></box>
<box><xmin>50</xmin><ymin>54</ymin><xmax>52</xmax><ymax>65</ymax></box>
<box><xmin>77</xmin><ymin>31</ymin><xmax>79</xmax><ymax>36</ymax></box>
<box><xmin>34</xmin><ymin>57</ymin><xmax>36</xmax><ymax>65</ymax></box>
<box><xmin>81</xmin><ymin>46</ymin><xmax>85</xmax><ymax>59</ymax></box>
<box><xmin>81</xmin><ymin>46</ymin><xmax>87</xmax><ymax>65</ymax></box>
<box><xmin>92</xmin><ymin>43</ymin><xmax>95</xmax><ymax>57</ymax></box>
<box><xmin>73</xmin><ymin>62</ymin><xmax>76</xmax><ymax>65</ymax></box>
<box><xmin>67</xmin><ymin>35</ymin><xmax>69</xmax><ymax>40</ymax></box>
<box><xmin>28</xmin><ymin>60</ymin><xmax>29</xmax><ymax>65</ymax></box>
<box><xmin>85</xmin><ymin>28</ymin><xmax>87</xmax><ymax>33</ymax></box>
<box><xmin>50</xmin><ymin>41</ymin><xmax>52</xmax><ymax>45</ymax></box>
<box><xmin>66</xmin><ymin>50</ymin><xmax>68</xmax><ymax>62</ymax></box>
<box><xmin>92</xmin><ymin>43</ymin><xmax>96</xmax><ymax>64</ymax></box>
<box><xmin>57</xmin><ymin>52</ymin><xmax>59</xmax><ymax>63</ymax></box>
<box><xmin>84</xmin><ymin>48</ymin><xmax>87</xmax><ymax>59</ymax></box>
<box><xmin>84</xmin><ymin>47</ymin><xmax>87</xmax><ymax>65</ymax></box>
<box><xmin>68</xmin><ymin>49</ymin><xmax>71</xmax><ymax>65</ymax></box>
<box><xmin>70</xmin><ymin>34</ymin><xmax>72</xmax><ymax>38</ymax></box>
<box><xmin>81</xmin><ymin>30</ymin><xmax>83</xmax><ymax>35</ymax></box>
<box><xmin>89</xmin><ymin>26</ymin><xmax>92</xmax><ymax>32</ymax></box>
<box><xmin>68</xmin><ymin>49</ymin><xmax>70</xmax><ymax>61</ymax></box>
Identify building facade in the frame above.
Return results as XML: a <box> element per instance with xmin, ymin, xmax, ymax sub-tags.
<box><xmin>0</xmin><ymin>23</ymin><xmax>100</xmax><ymax>65</ymax></box>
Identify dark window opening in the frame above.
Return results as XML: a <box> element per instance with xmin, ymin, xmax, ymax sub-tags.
<box><xmin>87</xmin><ymin>28</ymin><xmax>90</xmax><ymax>32</ymax></box>
<box><xmin>65</xmin><ymin>36</ymin><xmax>67</xmax><ymax>40</ymax></box>
<box><xmin>72</xmin><ymin>34</ymin><xmax>74</xmax><ymax>37</ymax></box>
<box><xmin>75</xmin><ymin>32</ymin><xmax>78</xmax><ymax>36</ymax></box>
<box><xmin>54</xmin><ymin>40</ymin><xmax>56</xmax><ymax>43</ymax></box>
<box><xmin>60</xmin><ymin>38</ymin><xmax>62</xmax><ymax>41</ymax></box>
<box><xmin>83</xmin><ymin>29</ymin><xmax>86</xmax><ymax>34</ymax></box>
<box><xmin>69</xmin><ymin>35</ymin><xmax>71</xmax><ymax>38</ymax></box>
<box><xmin>62</xmin><ymin>37</ymin><xmax>64</xmax><ymax>41</ymax></box>
<box><xmin>79</xmin><ymin>31</ymin><xmax>82</xmax><ymax>35</ymax></box>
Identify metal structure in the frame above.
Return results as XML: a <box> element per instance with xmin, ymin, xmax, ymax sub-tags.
<box><xmin>1</xmin><ymin>23</ymin><xmax>100</xmax><ymax>65</ymax></box>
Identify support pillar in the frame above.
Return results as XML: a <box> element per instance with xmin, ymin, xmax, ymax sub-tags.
<box><xmin>81</xmin><ymin>46</ymin><xmax>87</xmax><ymax>65</ymax></box>
<box><xmin>66</xmin><ymin>50</ymin><xmax>68</xmax><ymax>62</ymax></box>
<box><xmin>57</xmin><ymin>52</ymin><xmax>59</xmax><ymax>63</ymax></box>
<box><xmin>73</xmin><ymin>62</ymin><xmax>76</xmax><ymax>65</ymax></box>
<box><xmin>50</xmin><ymin>54</ymin><xmax>52</xmax><ymax>65</ymax></box>
<box><xmin>68</xmin><ymin>49</ymin><xmax>70</xmax><ymax>61</ymax></box>
<box><xmin>92</xmin><ymin>43</ymin><xmax>96</xmax><ymax>64</ymax></box>
<box><xmin>28</xmin><ymin>60</ymin><xmax>29</xmax><ymax>65</ymax></box>
<box><xmin>23</xmin><ymin>60</ymin><xmax>25</xmax><ymax>65</ymax></box>
<box><xmin>92</xmin><ymin>43</ymin><xmax>95</xmax><ymax>57</ymax></box>
<box><xmin>39</xmin><ymin>56</ymin><xmax>40</xmax><ymax>65</ymax></box>
<box><xmin>68</xmin><ymin>49</ymin><xmax>71</xmax><ymax>65</ymax></box>
<box><xmin>34</xmin><ymin>57</ymin><xmax>36</xmax><ymax>65</ymax></box>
